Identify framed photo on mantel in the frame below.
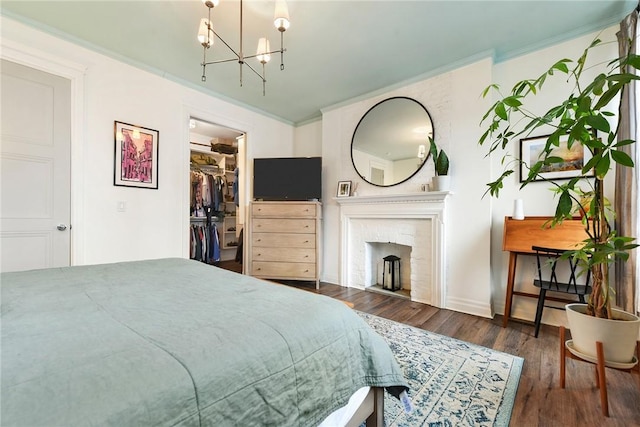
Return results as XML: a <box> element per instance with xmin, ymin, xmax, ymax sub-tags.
<box><xmin>337</xmin><ymin>180</ymin><xmax>352</xmax><ymax>197</ymax></box>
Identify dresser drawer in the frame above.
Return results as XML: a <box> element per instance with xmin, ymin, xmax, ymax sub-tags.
<box><xmin>252</xmin><ymin>203</ymin><xmax>318</xmax><ymax>218</ymax></box>
<box><xmin>252</xmin><ymin>233</ymin><xmax>316</xmax><ymax>249</ymax></box>
<box><xmin>252</xmin><ymin>247</ymin><xmax>315</xmax><ymax>263</ymax></box>
<box><xmin>252</xmin><ymin>261</ymin><xmax>316</xmax><ymax>279</ymax></box>
<box><xmin>252</xmin><ymin>218</ymin><xmax>315</xmax><ymax>234</ymax></box>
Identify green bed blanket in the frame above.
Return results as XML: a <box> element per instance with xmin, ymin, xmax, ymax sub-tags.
<box><xmin>1</xmin><ymin>258</ymin><xmax>407</xmax><ymax>426</ymax></box>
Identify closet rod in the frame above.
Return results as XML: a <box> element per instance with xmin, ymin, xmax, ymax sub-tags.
<box><xmin>190</xmin><ymin>216</ymin><xmax>222</xmax><ymax>222</ymax></box>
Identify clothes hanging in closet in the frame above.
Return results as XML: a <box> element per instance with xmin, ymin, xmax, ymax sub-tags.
<box><xmin>191</xmin><ymin>169</ymin><xmax>226</xmax><ymax>215</ymax></box>
<box><xmin>190</xmin><ymin>165</ymin><xmax>224</xmax><ymax>264</ymax></box>
<box><xmin>233</xmin><ymin>167</ymin><xmax>239</xmax><ymax>207</ymax></box>
<box><xmin>190</xmin><ymin>222</ymin><xmax>220</xmax><ymax>264</ymax></box>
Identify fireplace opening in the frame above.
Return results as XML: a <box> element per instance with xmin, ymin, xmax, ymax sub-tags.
<box><xmin>365</xmin><ymin>242</ymin><xmax>411</xmax><ymax>299</ymax></box>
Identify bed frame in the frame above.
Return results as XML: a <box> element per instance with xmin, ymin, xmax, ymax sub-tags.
<box><xmin>345</xmin><ymin>387</ymin><xmax>384</xmax><ymax>427</ymax></box>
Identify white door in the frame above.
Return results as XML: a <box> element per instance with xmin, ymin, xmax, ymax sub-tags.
<box><xmin>1</xmin><ymin>59</ymin><xmax>71</xmax><ymax>272</ymax></box>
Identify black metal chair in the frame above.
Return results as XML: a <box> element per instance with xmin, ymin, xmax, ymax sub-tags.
<box><xmin>532</xmin><ymin>246</ymin><xmax>592</xmax><ymax>338</ymax></box>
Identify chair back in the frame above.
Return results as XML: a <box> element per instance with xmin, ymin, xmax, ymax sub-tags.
<box><xmin>532</xmin><ymin>246</ymin><xmax>592</xmax><ymax>295</ymax></box>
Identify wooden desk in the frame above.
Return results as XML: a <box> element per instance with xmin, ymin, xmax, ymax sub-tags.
<box><xmin>502</xmin><ymin>216</ymin><xmax>589</xmax><ymax>327</ymax></box>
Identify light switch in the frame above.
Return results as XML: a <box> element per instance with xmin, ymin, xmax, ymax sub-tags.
<box><xmin>117</xmin><ymin>201</ymin><xmax>127</xmax><ymax>212</ymax></box>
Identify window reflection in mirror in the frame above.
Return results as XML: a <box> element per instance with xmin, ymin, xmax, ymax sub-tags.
<box><xmin>351</xmin><ymin>97</ymin><xmax>434</xmax><ymax>187</ymax></box>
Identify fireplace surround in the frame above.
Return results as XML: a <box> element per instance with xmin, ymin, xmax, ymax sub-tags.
<box><xmin>336</xmin><ymin>192</ymin><xmax>450</xmax><ymax>307</ymax></box>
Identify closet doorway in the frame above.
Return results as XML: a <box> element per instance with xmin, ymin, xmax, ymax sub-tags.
<box><xmin>189</xmin><ymin>118</ymin><xmax>245</xmax><ymax>270</ymax></box>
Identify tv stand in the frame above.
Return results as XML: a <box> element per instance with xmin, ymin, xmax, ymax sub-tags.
<box><xmin>248</xmin><ymin>201</ymin><xmax>322</xmax><ymax>288</ymax></box>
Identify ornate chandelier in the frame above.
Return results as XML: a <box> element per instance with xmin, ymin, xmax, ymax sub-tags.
<box><xmin>198</xmin><ymin>0</ymin><xmax>290</xmax><ymax>95</ymax></box>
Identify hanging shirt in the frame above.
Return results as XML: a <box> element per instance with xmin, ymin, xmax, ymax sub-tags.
<box><xmin>233</xmin><ymin>167</ymin><xmax>239</xmax><ymax>207</ymax></box>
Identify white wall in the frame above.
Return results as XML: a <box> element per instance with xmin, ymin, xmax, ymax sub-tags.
<box><xmin>320</xmin><ymin>59</ymin><xmax>494</xmax><ymax>318</ymax></box>
<box><xmin>293</xmin><ymin>120</ymin><xmax>322</xmax><ymax>157</ymax></box>
<box><xmin>1</xmin><ymin>16</ymin><xmax>295</xmax><ymax>266</ymax></box>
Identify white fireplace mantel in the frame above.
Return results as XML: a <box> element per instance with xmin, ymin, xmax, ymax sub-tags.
<box><xmin>336</xmin><ymin>191</ymin><xmax>450</xmax><ymax>308</ymax></box>
<box><xmin>334</xmin><ymin>191</ymin><xmax>451</xmax><ymax>206</ymax></box>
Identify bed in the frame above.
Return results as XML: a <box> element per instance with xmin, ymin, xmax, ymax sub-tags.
<box><xmin>1</xmin><ymin>258</ymin><xmax>408</xmax><ymax>426</ymax></box>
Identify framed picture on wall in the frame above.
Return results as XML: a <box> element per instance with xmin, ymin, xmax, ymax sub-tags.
<box><xmin>337</xmin><ymin>180</ymin><xmax>352</xmax><ymax>197</ymax></box>
<box><xmin>114</xmin><ymin>121</ymin><xmax>159</xmax><ymax>189</ymax></box>
<box><xmin>519</xmin><ymin>134</ymin><xmax>594</xmax><ymax>183</ymax></box>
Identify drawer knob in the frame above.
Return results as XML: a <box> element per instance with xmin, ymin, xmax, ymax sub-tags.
<box><xmin>304</xmin><ymin>240</ymin><xmax>309</xmax><ymax>243</ymax></box>
<box><xmin>257</xmin><ymin>239</ymin><xmax>262</xmax><ymax>242</ymax></box>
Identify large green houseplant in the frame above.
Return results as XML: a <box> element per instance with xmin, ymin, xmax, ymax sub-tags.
<box><xmin>479</xmin><ymin>36</ymin><xmax>640</xmax><ymax>363</ymax></box>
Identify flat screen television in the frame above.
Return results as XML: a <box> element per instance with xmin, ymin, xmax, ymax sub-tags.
<box><xmin>253</xmin><ymin>157</ymin><xmax>322</xmax><ymax>201</ymax></box>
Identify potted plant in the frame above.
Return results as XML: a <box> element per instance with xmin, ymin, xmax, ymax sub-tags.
<box><xmin>479</xmin><ymin>36</ymin><xmax>640</xmax><ymax>364</ymax></box>
<box><xmin>429</xmin><ymin>137</ymin><xmax>450</xmax><ymax>191</ymax></box>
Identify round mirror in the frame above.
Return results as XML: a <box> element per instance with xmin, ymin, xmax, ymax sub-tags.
<box><xmin>351</xmin><ymin>97</ymin><xmax>434</xmax><ymax>187</ymax></box>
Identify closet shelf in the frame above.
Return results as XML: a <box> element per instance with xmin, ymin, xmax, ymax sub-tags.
<box><xmin>190</xmin><ymin>163</ymin><xmax>221</xmax><ymax>173</ymax></box>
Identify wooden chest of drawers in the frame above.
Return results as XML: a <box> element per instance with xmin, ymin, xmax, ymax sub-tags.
<box><xmin>248</xmin><ymin>201</ymin><xmax>322</xmax><ymax>288</ymax></box>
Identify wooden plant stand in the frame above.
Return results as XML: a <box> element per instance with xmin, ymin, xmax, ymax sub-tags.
<box><xmin>559</xmin><ymin>326</ymin><xmax>640</xmax><ymax>417</ymax></box>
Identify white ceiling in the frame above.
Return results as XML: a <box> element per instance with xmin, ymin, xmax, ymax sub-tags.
<box><xmin>2</xmin><ymin>1</ymin><xmax>637</xmax><ymax>125</ymax></box>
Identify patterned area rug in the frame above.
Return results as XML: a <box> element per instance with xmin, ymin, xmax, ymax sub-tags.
<box><xmin>358</xmin><ymin>312</ymin><xmax>523</xmax><ymax>427</ymax></box>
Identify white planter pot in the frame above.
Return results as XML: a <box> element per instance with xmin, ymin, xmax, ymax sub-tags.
<box><xmin>432</xmin><ymin>175</ymin><xmax>450</xmax><ymax>191</ymax></box>
<box><xmin>566</xmin><ymin>303</ymin><xmax>640</xmax><ymax>365</ymax></box>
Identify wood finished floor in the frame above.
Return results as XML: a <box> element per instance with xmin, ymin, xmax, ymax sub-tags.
<box><xmin>217</xmin><ymin>261</ymin><xmax>640</xmax><ymax>427</ymax></box>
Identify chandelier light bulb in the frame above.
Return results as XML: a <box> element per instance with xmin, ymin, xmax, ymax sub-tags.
<box><xmin>256</xmin><ymin>38</ymin><xmax>271</xmax><ymax>64</ymax></box>
<box><xmin>198</xmin><ymin>18</ymin><xmax>214</xmax><ymax>47</ymax></box>
<box><xmin>202</xmin><ymin>0</ymin><xmax>219</xmax><ymax>8</ymax></box>
<box><xmin>274</xmin><ymin>0</ymin><xmax>290</xmax><ymax>32</ymax></box>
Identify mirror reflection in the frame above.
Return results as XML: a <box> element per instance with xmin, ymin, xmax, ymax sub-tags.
<box><xmin>351</xmin><ymin>97</ymin><xmax>434</xmax><ymax>187</ymax></box>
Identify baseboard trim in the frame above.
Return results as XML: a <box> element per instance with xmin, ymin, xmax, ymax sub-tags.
<box><xmin>446</xmin><ymin>296</ymin><xmax>493</xmax><ymax>319</ymax></box>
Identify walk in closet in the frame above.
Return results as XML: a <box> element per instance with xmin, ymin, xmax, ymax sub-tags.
<box><xmin>189</xmin><ymin>119</ymin><xmax>244</xmax><ymax>264</ymax></box>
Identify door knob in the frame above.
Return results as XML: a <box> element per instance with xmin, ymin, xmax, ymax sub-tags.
<box><xmin>57</xmin><ymin>224</ymin><xmax>67</xmax><ymax>231</ymax></box>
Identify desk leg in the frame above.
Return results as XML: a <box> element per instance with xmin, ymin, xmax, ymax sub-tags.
<box><xmin>503</xmin><ymin>252</ymin><xmax>518</xmax><ymax>328</ymax></box>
